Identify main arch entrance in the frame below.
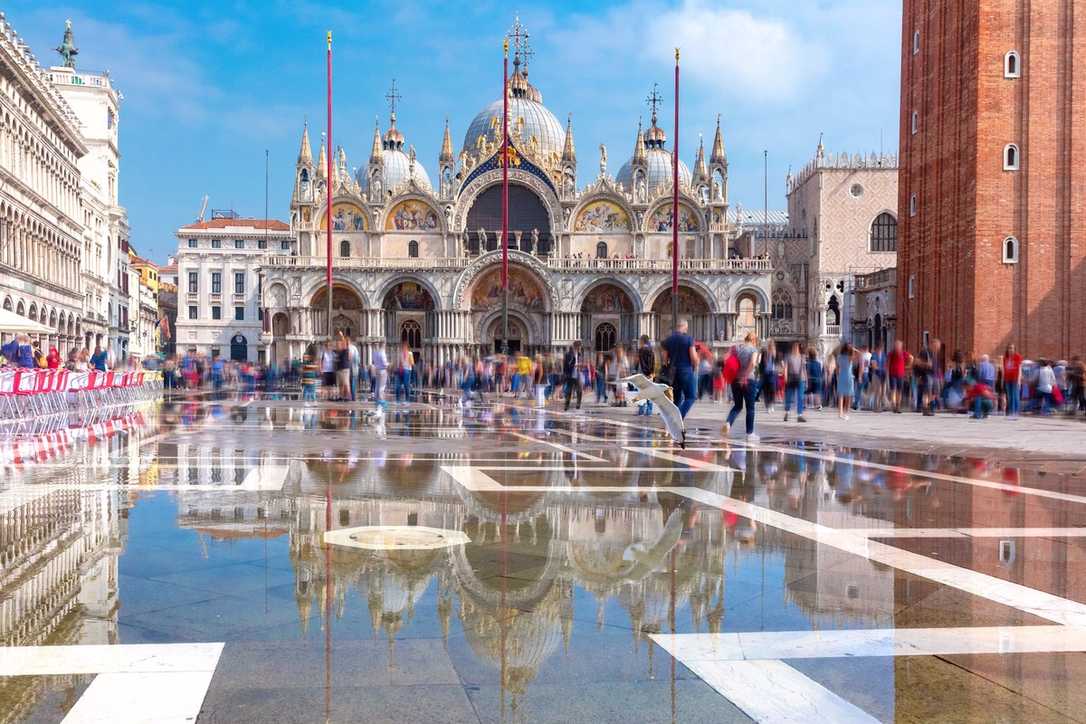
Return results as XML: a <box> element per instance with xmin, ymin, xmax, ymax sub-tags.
<box><xmin>464</xmin><ymin>183</ymin><xmax>553</xmax><ymax>255</ymax></box>
<box><xmin>469</xmin><ymin>263</ymin><xmax>549</xmax><ymax>354</ymax></box>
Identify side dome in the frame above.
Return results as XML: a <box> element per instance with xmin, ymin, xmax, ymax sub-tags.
<box><xmin>616</xmin><ymin>150</ymin><xmax>691</xmax><ymax>197</ymax></box>
<box><xmin>381</xmin><ymin>149</ymin><xmax>433</xmax><ymax>193</ymax></box>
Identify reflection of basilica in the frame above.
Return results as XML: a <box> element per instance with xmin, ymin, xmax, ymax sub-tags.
<box><xmin>261</xmin><ymin>23</ymin><xmax>772</xmax><ymax>363</ymax></box>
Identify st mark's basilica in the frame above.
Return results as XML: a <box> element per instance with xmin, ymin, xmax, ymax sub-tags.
<box><xmin>261</xmin><ymin>29</ymin><xmax>773</xmax><ymax>365</ymax></box>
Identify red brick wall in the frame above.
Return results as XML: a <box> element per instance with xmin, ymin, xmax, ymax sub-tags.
<box><xmin>899</xmin><ymin>0</ymin><xmax>1086</xmax><ymax>359</ymax></box>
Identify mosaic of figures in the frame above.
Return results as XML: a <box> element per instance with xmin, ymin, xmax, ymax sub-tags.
<box><xmin>471</xmin><ymin>266</ymin><xmax>547</xmax><ymax>312</ymax></box>
<box><xmin>384</xmin><ymin>281</ymin><xmax>434</xmax><ymax>311</ymax></box>
<box><xmin>574</xmin><ymin>200</ymin><xmax>631</xmax><ymax>233</ymax></box>
<box><xmin>652</xmin><ymin>286</ymin><xmax>710</xmax><ymax>314</ymax></box>
<box><xmin>386</xmin><ymin>200</ymin><xmax>440</xmax><ymax>231</ymax></box>
<box><xmin>321</xmin><ymin>203</ymin><xmax>367</xmax><ymax>231</ymax></box>
<box><xmin>650</xmin><ymin>203</ymin><xmax>699</xmax><ymax>232</ymax></box>
<box><xmin>582</xmin><ymin>283</ymin><xmax>634</xmax><ymax>313</ymax></box>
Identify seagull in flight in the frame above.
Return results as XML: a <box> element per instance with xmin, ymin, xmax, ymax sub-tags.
<box><xmin>622</xmin><ymin>374</ymin><xmax>686</xmax><ymax>448</ymax></box>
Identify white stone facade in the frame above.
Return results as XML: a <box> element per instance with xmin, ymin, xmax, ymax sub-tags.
<box><xmin>778</xmin><ymin>143</ymin><xmax>899</xmax><ymax>353</ymax></box>
<box><xmin>47</xmin><ymin>60</ymin><xmax>129</xmax><ymax>358</ymax></box>
<box><xmin>0</xmin><ymin>16</ymin><xmax>86</xmax><ymax>354</ymax></box>
<box><xmin>175</xmin><ymin>217</ymin><xmax>293</xmax><ymax>362</ymax></box>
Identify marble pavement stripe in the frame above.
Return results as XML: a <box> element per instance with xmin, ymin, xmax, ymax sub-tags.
<box><xmin>652</xmin><ymin>625</ymin><xmax>1086</xmax><ymax>662</ymax></box>
<box><xmin>62</xmin><ymin>670</ymin><xmax>217</xmax><ymax>724</ymax></box>
<box><xmin>623</xmin><ymin>446</ymin><xmax>738</xmax><ymax>472</ymax></box>
<box><xmin>679</xmin><ymin>659</ymin><xmax>879</xmax><ymax>723</ymax></box>
<box><xmin>685</xmin><ymin>442</ymin><xmax>1086</xmax><ymax>507</ymax></box>
<box><xmin>440</xmin><ymin>465</ymin><xmax>506</xmax><ymax>491</ymax></box>
<box><xmin>0</xmin><ymin>642</ymin><xmax>224</xmax><ymax>676</ymax></box>
<box><xmin>667</xmin><ymin>486</ymin><xmax>1086</xmax><ymax>627</ymax></box>
<box><xmin>847</xmin><ymin>527</ymin><xmax>1086</xmax><ymax>539</ymax></box>
<box><xmin>238</xmin><ymin>464</ymin><xmax>290</xmax><ymax>491</ymax></box>
<box><xmin>507</xmin><ymin>431</ymin><xmax>606</xmax><ymax>461</ymax></box>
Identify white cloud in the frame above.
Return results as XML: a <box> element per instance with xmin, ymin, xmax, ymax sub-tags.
<box><xmin>644</xmin><ymin>2</ymin><xmax>828</xmax><ymax>99</ymax></box>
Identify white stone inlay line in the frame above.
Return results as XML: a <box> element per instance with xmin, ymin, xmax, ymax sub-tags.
<box><xmin>441</xmin><ymin>466</ymin><xmax>506</xmax><ymax>491</ymax></box>
<box><xmin>0</xmin><ymin>643</ymin><xmax>224</xmax><ymax>724</ymax></box>
<box><xmin>623</xmin><ymin>447</ymin><xmax>738</xmax><ymax>472</ymax></box>
<box><xmin>680</xmin><ymin>659</ymin><xmax>878</xmax><ymax>723</ymax></box>
<box><xmin>685</xmin><ymin>442</ymin><xmax>1086</xmax><ymax>507</ymax></box>
<box><xmin>651</xmin><ymin>625</ymin><xmax>1086</xmax><ymax>662</ymax></box>
<box><xmin>843</xmin><ymin>527</ymin><xmax>1086</xmax><ymax>539</ymax></box>
<box><xmin>507</xmin><ymin>431</ymin><xmax>606</xmax><ymax>461</ymax></box>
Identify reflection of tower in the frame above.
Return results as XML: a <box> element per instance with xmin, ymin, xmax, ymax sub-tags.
<box><xmin>0</xmin><ymin>486</ymin><xmax>126</xmax><ymax>721</ymax></box>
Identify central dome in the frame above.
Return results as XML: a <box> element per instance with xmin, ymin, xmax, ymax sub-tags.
<box><xmin>617</xmin><ymin>149</ymin><xmax>691</xmax><ymax>196</ymax></box>
<box><xmin>463</xmin><ymin>91</ymin><xmax>565</xmax><ymax>164</ymax></box>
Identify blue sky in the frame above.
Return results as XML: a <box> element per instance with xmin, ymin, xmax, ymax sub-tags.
<box><xmin>11</xmin><ymin>1</ymin><xmax>900</xmax><ymax>264</ymax></box>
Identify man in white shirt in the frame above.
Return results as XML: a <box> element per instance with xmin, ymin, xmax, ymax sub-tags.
<box><xmin>372</xmin><ymin>344</ymin><xmax>388</xmax><ymax>405</ymax></box>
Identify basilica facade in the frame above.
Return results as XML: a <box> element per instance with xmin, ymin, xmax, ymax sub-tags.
<box><xmin>260</xmin><ymin>48</ymin><xmax>772</xmax><ymax>365</ymax></box>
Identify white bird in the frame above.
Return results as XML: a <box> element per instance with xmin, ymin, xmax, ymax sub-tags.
<box><xmin>621</xmin><ymin>374</ymin><xmax>686</xmax><ymax>447</ymax></box>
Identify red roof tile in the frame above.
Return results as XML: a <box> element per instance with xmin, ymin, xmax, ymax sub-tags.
<box><xmin>180</xmin><ymin>218</ymin><xmax>289</xmax><ymax>231</ymax></box>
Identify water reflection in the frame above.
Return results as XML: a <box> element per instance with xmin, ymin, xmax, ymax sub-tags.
<box><xmin>2</xmin><ymin>399</ymin><xmax>1082</xmax><ymax>720</ymax></box>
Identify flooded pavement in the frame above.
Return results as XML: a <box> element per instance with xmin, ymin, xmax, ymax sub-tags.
<box><xmin>3</xmin><ymin>390</ymin><xmax>1086</xmax><ymax>722</ymax></box>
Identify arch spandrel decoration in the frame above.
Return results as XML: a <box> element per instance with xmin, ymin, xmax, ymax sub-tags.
<box><xmin>470</xmin><ymin>266</ymin><xmax>548</xmax><ymax>313</ymax></box>
<box><xmin>572</xmin><ymin>198</ymin><xmax>632</xmax><ymax>232</ymax></box>
<box><xmin>319</xmin><ymin>201</ymin><xmax>367</xmax><ymax>232</ymax></box>
<box><xmin>381</xmin><ymin>278</ymin><xmax>437</xmax><ymax>311</ymax></box>
<box><xmin>453</xmin><ymin>169</ymin><xmax>562</xmax><ymax>236</ymax></box>
<box><xmin>579</xmin><ymin>281</ymin><xmax>636</xmax><ymax>314</ymax></box>
<box><xmin>301</xmin><ymin>277</ymin><xmax>370</xmax><ymax>309</ymax></box>
<box><xmin>452</xmin><ymin>250</ymin><xmax>559</xmax><ymax>312</ymax></box>
<box><xmin>646</xmin><ymin>200</ymin><xmax>701</xmax><ymax>232</ymax></box>
<box><xmin>644</xmin><ymin>278</ymin><xmax>719</xmax><ymax>314</ymax></box>
<box><xmin>384</xmin><ymin>198</ymin><xmax>442</xmax><ymax>232</ymax></box>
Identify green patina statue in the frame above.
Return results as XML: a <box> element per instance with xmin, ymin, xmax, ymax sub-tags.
<box><xmin>55</xmin><ymin>19</ymin><xmax>78</xmax><ymax>69</ymax></box>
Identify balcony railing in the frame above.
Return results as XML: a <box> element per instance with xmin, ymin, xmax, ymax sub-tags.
<box><xmin>853</xmin><ymin>267</ymin><xmax>897</xmax><ymax>290</ymax></box>
<box><xmin>262</xmin><ymin>255</ymin><xmax>772</xmax><ymax>273</ymax></box>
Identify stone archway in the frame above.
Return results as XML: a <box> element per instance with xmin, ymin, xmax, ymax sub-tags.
<box><xmin>382</xmin><ymin>279</ymin><xmax>436</xmax><ymax>360</ymax></box>
<box><xmin>579</xmin><ymin>281</ymin><xmax>637</xmax><ymax>350</ymax></box>
<box><xmin>468</xmin><ymin>264</ymin><xmax>549</xmax><ymax>353</ymax></box>
<box><xmin>651</xmin><ymin>285</ymin><xmax>712</xmax><ymax>341</ymax></box>
<box><xmin>310</xmin><ymin>283</ymin><xmax>364</xmax><ymax>339</ymax></box>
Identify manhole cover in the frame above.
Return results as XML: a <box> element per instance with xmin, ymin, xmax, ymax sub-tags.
<box><xmin>323</xmin><ymin>525</ymin><xmax>470</xmax><ymax>551</ymax></box>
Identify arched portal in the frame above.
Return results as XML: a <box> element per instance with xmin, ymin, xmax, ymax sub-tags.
<box><xmin>271</xmin><ymin>312</ymin><xmax>290</xmax><ymax>364</ymax></box>
<box><xmin>383</xmin><ymin>279</ymin><xmax>435</xmax><ymax>361</ymax></box>
<box><xmin>736</xmin><ymin>293</ymin><xmax>759</xmax><ymax>338</ymax></box>
<box><xmin>310</xmin><ymin>283</ymin><xmax>365</xmax><ymax>339</ymax></box>
<box><xmin>465</xmin><ymin>183</ymin><xmax>552</xmax><ymax>255</ymax></box>
<box><xmin>230</xmin><ymin>333</ymin><xmax>248</xmax><ymax>361</ymax></box>
<box><xmin>652</xmin><ymin>285</ymin><xmax>712</xmax><ymax>341</ymax></box>
<box><xmin>580</xmin><ymin>281</ymin><xmax>636</xmax><ymax>349</ymax></box>
<box><xmin>594</xmin><ymin>322</ymin><xmax>617</xmax><ymax>352</ymax></box>
<box><xmin>482</xmin><ymin>314</ymin><xmax>529</xmax><ymax>354</ymax></box>
<box><xmin>469</xmin><ymin>264</ymin><xmax>549</xmax><ymax>353</ymax></box>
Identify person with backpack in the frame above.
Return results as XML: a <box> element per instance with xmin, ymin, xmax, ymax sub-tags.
<box><xmin>636</xmin><ymin>336</ymin><xmax>656</xmax><ymax>416</ymax></box>
<box><xmin>722</xmin><ymin>332</ymin><xmax>760</xmax><ymax>441</ymax></box>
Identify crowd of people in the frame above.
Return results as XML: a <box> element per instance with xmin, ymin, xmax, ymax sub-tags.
<box><xmin>150</xmin><ymin>329</ymin><xmax>1086</xmax><ymax>441</ymax></box>
<box><xmin>0</xmin><ymin>334</ymin><xmax>147</xmax><ymax>373</ymax></box>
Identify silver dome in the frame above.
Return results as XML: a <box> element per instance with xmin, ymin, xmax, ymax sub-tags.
<box><xmin>357</xmin><ymin>149</ymin><xmax>433</xmax><ymax>194</ymax></box>
<box><xmin>463</xmin><ymin>96</ymin><xmax>565</xmax><ymax>162</ymax></box>
<box><xmin>616</xmin><ymin>148</ymin><xmax>692</xmax><ymax>197</ymax></box>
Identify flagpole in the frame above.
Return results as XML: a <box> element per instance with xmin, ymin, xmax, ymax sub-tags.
<box><xmin>671</xmin><ymin>48</ymin><xmax>680</xmax><ymax>333</ymax></box>
<box><xmin>325</xmin><ymin>31</ymin><xmax>334</xmax><ymax>341</ymax></box>
<box><xmin>501</xmin><ymin>37</ymin><xmax>510</xmax><ymax>357</ymax></box>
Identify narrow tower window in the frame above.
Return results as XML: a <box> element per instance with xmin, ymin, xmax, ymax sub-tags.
<box><xmin>1004</xmin><ymin>144</ymin><xmax>1020</xmax><ymax>171</ymax></box>
<box><xmin>913</xmin><ymin>31</ymin><xmax>920</xmax><ymax>55</ymax></box>
<box><xmin>909</xmin><ymin>193</ymin><xmax>918</xmax><ymax>217</ymax></box>
<box><xmin>1004</xmin><ymin>51</ymin><xmax>1020</xmax><ymax>78</ymax></box>
<box><xmin>911</xmin><ymin>111</ymin><xmax>918</xmax><ymax>135</ymax></box>
<box><xmin>1002</xmin><ymin>236</ymin><xmax>1019</xmax><ymax>264</ymax></box>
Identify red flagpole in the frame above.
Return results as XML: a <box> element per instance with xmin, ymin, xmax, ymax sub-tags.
<box><xmin>501</xmin><ymin>38</ymin><xmax>510</xmax><ymax>354</ymax></box>
<box><xmin>325</xmin><ymin>31</ymin><xmax>334</xmax><ymax>340</ymax></box>
<box><xmin>671</xmin><ymin>48</ymin><xmax>680</xmax><ymax>329</ymax></box>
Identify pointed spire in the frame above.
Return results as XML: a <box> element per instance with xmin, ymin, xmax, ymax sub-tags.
<box><xmin>316</xmin><ymin>135</ymin><xmax>327</xmax><ymax>178</ymax></box>
<box><xmin>370</xmin><ymin>118</ymin><xmax>382</xmax><ymax>161</ymax></box>
<box><xmin>710</xmin><ymin>114</ymin><xmax>726</xmax><ymax>165</ymax></box>
<box><xmin>694</xmin><ymin>133</ymin><xmax>708</xmax><ymax>181</ymax></box>
<box><xmin>439</xmin><ymin>118</ymin><xmax>454</xmax><ymax>164</ymax></box>
<box><xmin>633</xmin><ymin>118</ymin><xmax>646</xmax><ymax>164</ymax></box>
<box><xmin>561</xmin><ymin>113</ymin><xmax>576</xmax><ymax>164</ymax></box>
<box><xmin>297</xmin><ymin>120</ymin><xmax>313</xmax><ymax>164</ymax></box>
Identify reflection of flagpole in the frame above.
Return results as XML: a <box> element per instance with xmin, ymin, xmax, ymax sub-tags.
<box><xmin>325</xmin><ymin>31</ymin><xmax>334</xmax><ymax>341</ymax></box>
<box><xmin>671</xmin><ymin>48</ymin><xmax>680</xmax><ymax>332</ymax></box>
<box><xmin>501</xmin><ymin>38</ymin><xmax>510</xmax><ymax>357</ymax></box>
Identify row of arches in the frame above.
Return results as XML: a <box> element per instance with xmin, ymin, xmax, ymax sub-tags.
<box><xmin>0</xmin><ymin>104</ymin><xmax>82</xmax><ymax>221</ymax></box>
<box><xmin>0</xmin><ymin>201</ymin><xmax>83</xmax><ymax>292</ymax></box>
